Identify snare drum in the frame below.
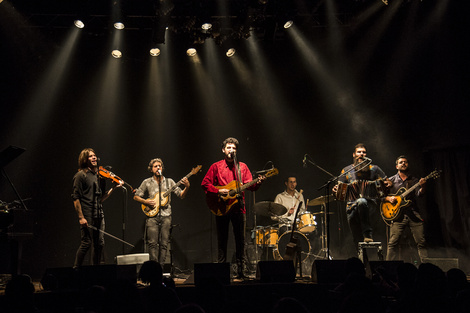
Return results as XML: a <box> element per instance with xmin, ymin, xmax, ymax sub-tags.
<box><xmin>297</xmin><ymin>212</ymin><xmax>316</xmax><ymax>233</ymax></box>
<box><xmin>255</xmin><ymin>226</ymin><xmax>278</xmax><ymax>247</ymax></box>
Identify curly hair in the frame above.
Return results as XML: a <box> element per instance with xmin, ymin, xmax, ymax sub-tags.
<box><xmin>221</xmin><ymin>137</ymin><xmax>239</xmax><ymax>150</ymax></box>
<box><xmin>148</xmin><ymin>158</ymin><xmax>164</xmax><ymax>173</ymax></box>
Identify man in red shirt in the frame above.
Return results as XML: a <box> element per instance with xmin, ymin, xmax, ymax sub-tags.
<box><xmin>201</xmin><ymin>137</ymin><xmax>264</xmax><ymax>279</ymax></box>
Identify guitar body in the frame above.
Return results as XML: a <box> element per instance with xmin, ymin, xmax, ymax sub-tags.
<box><xmin>381</xmin><ymin>170</ymin><xmax>441</xmax><ymax>225</ymax></box>
<box><xmin>206</xmin><ymin>168</ymin><xmax>279</xmax><ymax>216</ymax></box>
<box><xmin>380</xmin><ymin>187</ymin><xmax>411</xmax><ymax>223</ymax></box>
<box><xmin>140</xmin><ymin>165</ymin><xmax>202</xmax><ymax>217</ymax></box>
<box><xmin>206</xmin><ymin>181</ymin><xmax>242</xmax><ymax>216</ymax></box>
<box><xmin>141</xmin><ymin>192</ymin><xmax>169</xmax><ymax>217</ymax></box>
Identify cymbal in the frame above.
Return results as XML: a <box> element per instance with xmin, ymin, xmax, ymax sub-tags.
<box><xmin>307</xmin><ymin>195</ymin><xmax>336</xmax><ymax>206</ymax></box>
<box><xmin>310</xmin><ymin>211</ymin><xmax>335</xmax><ymax>215</ymax></box>
<box><xmin>254</xmin><ymin>201</ymin><xmax>287</xmax><ymax>217</ymax></box>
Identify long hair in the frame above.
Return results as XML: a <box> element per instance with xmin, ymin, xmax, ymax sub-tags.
<box><xmin>78</xmin><ymin>148</ymin><xmax>96</xmax><ymax>171</ymax></box>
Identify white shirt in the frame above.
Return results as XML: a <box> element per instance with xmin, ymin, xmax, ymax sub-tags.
<box><xmin>274</xmin><ymin>190</ymin><xmax>305</xmax><ymax>224</ymax></box>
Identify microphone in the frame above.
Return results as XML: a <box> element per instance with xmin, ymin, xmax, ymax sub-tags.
<box><xmin>303</xmin><ymin>155</ymin><xmax>307</xmax><ymax>168</ymax></box>
<box><xmin>363</xmin><ymin>157</ymin><xmax>372</xmax><ymax>161</ymax></box>
<box><xmin>157</xmin><ymin>169</ymin><xmax>162</xmax><ymax>175</ymax></box>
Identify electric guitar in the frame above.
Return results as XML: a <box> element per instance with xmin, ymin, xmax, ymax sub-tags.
<box><xmin>141</xmin><ymin>165</ymin><xmax>202</xmax><ymax>217</ymax></box>
<box><xmin>206</xmin><ymin>168</ymin><xmax>279</xmax><ymax>216</ymax></box>
<box><xmin>380</xmin><ymin>169</ymin><xmax>441</xmax><ymax>224</ymax></box>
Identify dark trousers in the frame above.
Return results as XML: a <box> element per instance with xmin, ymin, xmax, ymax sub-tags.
<box><xmin>74</xmin><ymin>217</ymin><xmax>105</xmax><ymax>267</ymax></box>
<box><xmin>387</xmin><ymin>213</ymin><xmax>427</xmax><ymax>262</ymax></box>
<box><xmin>215</xmin><ymin>211</ymin><xmax>246</xmax><ymax>265</ymax></box>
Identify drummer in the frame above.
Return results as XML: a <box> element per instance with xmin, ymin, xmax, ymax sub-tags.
<box><xmin>273</xmin><ymin>175</ymin><xmax>306</xmax><ymax>235</ymax></box>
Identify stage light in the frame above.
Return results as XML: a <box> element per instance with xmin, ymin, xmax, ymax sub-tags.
<box><xmin>114</xmin><ymin>22</ymin><xmax>125</xmax><ymax>30</ymax></box>
<box><xmin>226</xmin><ymin>48</ymin><xmax>236</xmax><ymax>58</ymax></box>
<box><xmin>186</xmin><ymin>48</ymin><xmax>197</xmax><ymax>57</ymax></box>
<box><xmin>150</xmin><ymin>48</ymin><xmax>161</xmax><ymax>57</ymax></box>
<box><xmin>111</xmin><ymin>50</ymin><xmax>122</xmax><ymax>58</ymax></box>
<box><xmin>283</xmin><ymin>20</ymin><xmax>294</xmax><ymax>29</ymax></box>
<box><xmin>201</xmin><ymin>23</ymin><xmax>212</xmax><ymax>31</ymax></box>
<box><xmin>74</xmin><ymin>20</ymin><xmax>85</xmax><ymax>29</ymax></box>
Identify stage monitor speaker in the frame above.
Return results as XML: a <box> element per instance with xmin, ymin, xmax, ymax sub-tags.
<box><xmin>41</xmin><ymin>267</ymin><xmax>77</xmax><ymax>291</ymax></box>
<box><xmin>116</xmin><ymin>253</ymin><xmax>149</xmax><ymax>276</ymax></box>
<box><xmin>311</xmin><ymin>260</ymin><xmax>348</xmax><ymax>284</ymax></box>
<box><xmin>78</xmin><ymin>264</ymin><xmax>137</xmax><ymax>289</ymax></box>
<box><xmin>194</xmin><ymin>263</ymin><xmax>230</xmax><ymax>287</ymax></box>
<box><xmin>256</xmin><ymin>260</ymin><xmax>295</xmax><ymax>283</ymax></box>
<box><xmin>423</xmin><ymin>258</ymin><xmax>459</xmax><ymax>272</ymax></box>
<box><xmin>368</xmin><ymin>261</ymin><xmax>403</xmax><ymax>283</ymax></box>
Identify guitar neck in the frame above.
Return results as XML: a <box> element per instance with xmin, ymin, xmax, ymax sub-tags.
<box><xmin>163</xmin><ymin>172</ymin><xmax>193</xmax><ymax>197</ymax></box>
<box><xmin>400</xmin><ymin>173</ymin><xmax>432</xmax><ymax>198</ymax></box>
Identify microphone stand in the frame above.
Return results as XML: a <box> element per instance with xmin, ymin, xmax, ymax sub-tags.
<box><xmin>304</xmin><ymin>156</ymin><xmax>336</xmax><ymax>261</ymax></box>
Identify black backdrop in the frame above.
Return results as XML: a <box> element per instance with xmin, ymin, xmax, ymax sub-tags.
<box><xmin>1</xmin><ymin>0</ymin><xmax>469</xmax><ymax>278</ymax></box>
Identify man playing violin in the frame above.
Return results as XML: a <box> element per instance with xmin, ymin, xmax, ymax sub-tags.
<box><xmin>133</xmin><ymin>158</ymin><xmax>190</xmax><ymax>264</ymax></box>
<box><xmin>72</xmin><ymin>148</ymin><xmax>122</xmax><ymax>267</ymax></box>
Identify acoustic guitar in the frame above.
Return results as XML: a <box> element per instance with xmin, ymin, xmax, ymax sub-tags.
<box><xmin>141</xmin><ymin>165</ymin><xmax>202</xmax><ymax>217</ymax></box>
<box><xmin>206</xmin><ymin>168</ymin><xmax>279</xmax><ymax>216</ymax></box>
<box><xmin>380</xmin><ymin>169</ymin><xmax>441</xmax><ymax>225</ymax></box>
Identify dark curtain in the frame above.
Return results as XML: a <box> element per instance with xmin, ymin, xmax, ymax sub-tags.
<box><xmin>423</xmin><ymin>145</ymin><xmax>470</xmax><ymax>273</ymax></box>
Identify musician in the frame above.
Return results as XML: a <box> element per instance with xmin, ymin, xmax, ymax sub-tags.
<box><xmin>333</xmin><ymin>143</ymin><xmax>389</xmax><ymax>246</ymax></box>
<box><xmin>72</xmin><ymin>148</ymin><xmax>122</xmax><ymax>267</ymax></box>
<box><xmin>133</xmin><ymin>158</ymin><xmax>190</xmax><ymax>264</ymax></box>
<box><xmin>273</xmin><ymin>175</ymin><xmax>305</xmax><ymax>233</ymax></box>
<box><xmin>201</xmin><ymin>137</ymin><xmax>265</xmax><ymax>279</ymax></box>
<box><xmin>385</xmin><ymin>155</ymin><xmax>428</xmax><ymax>262</ymax></box>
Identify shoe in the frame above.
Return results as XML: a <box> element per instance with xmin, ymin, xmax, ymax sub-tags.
<box><xmin>364</xmin><ymin>237</ymin><xmax>373</xmax><ymax>243</ymax></box>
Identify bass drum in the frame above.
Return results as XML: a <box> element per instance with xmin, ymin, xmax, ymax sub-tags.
<box><xmin>273</xmin><ymin>231</ymin><xmax>311</xmax><ymax>263</ymax></box>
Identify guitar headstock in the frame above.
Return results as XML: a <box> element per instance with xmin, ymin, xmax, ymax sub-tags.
<box><xmin>427</xmin><ymin>169</ymin><xmax>442</xmax><ymax>180</ymax></box>
<box><xmin>264</xmin><ymin>168</ymin><xmax>279</xmax><ymax>178</ymax></box>
<box><xmin>191</xmin><ymin>165</ymin><xmax>203</xmax><ymax>175</ymax></box>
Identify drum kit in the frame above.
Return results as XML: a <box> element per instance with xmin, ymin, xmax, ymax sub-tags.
<box><xmin>252</xmin><ymin>195</ymin><xmax>336</xmax><ymax>264</ymax></box>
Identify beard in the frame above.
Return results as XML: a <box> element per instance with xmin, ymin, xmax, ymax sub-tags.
<box><xmin>353</xmin><ymin>157</ymin><xmax>371</xmax><ymax>179</ymax></box>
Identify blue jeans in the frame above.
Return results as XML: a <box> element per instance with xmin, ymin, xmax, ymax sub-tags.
<box><xmin>347</xmin><ymin>198</ymin><xmax>375</xmax><ymax>245</ymax></box>
<box><xmin>146</xmin><ymin>215</ymin><xmax>171</xmax><ymax>264</ymax></box>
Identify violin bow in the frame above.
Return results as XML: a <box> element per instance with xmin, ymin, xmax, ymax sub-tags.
<box><xmin>88</xmin><ymin>225</ymin><xmax>135</xmax><ymax>248</ymax></box>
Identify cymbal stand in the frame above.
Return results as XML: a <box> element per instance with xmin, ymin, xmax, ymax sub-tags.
<box><xmin>315</xmin><ymin>203</ymin><xmax>333</xmax><ymax>260</ymax></box>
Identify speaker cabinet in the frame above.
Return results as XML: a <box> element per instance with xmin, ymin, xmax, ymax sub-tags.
<box><xmin>423</xmin><ymin>258</ymin><xmax>459</xmax><ymax>272</ymax></box>
<box><xmin>41</xmin><ymin>267</ymin><xmax>77</xmax><ymax>291</ymax></box>
<box><xmin>194</xmin><ymin>263</ymin><xmax>231</xmax><ymax>286</ymax></box>
<box><xmin>77</xmin><ymin>264</ymin><xmax>137</xmax><ymax>289</ymax></box>
<box><xmin>256</xmin><ymin>260</ymin><xmax>296</xmax><ymax>283</ymax></box>
<box><xmin>311</xmin><ymin>260</ymin><xmax>348</xmax><ymax>284</ymax></box>
<box><xmin>368</xmin><ymin>261</ymin><xmax>403</xmax><ymax>282</ymax></box>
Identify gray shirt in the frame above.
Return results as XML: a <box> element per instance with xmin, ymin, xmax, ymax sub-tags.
<box><xmin>135</xmin><ymin>176</ymin><xmax>183</xmax><ymax>217</ymax></box>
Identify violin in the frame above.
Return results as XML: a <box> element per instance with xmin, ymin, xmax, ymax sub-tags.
<box><xmin>98</xmin><ymin>166</ymin><xmax>135</xmax><ymax>193</ymax></box>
